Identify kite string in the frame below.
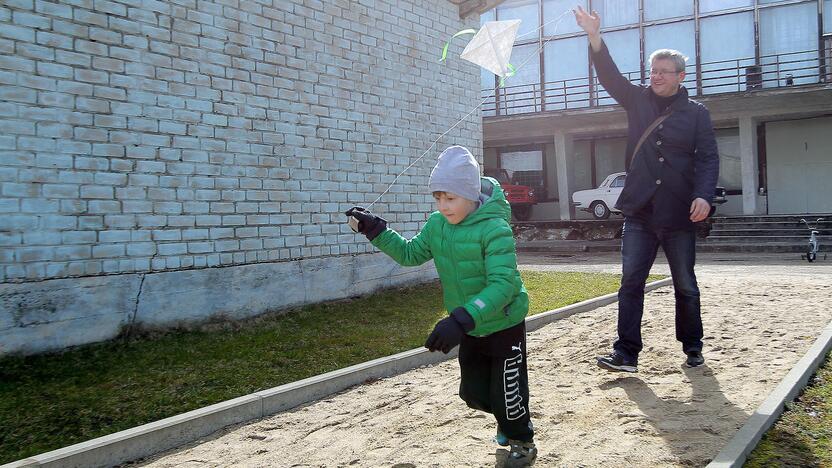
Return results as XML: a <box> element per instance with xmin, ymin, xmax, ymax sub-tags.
<box><xmin>365</xmin><ymin>9</ymin><xmax>573</xmax><ymax>210</ymax></box>
<box><xmin>514</xmin><ymin>8</ymin><xmax>575</xmax><ymax>41</ymax></box>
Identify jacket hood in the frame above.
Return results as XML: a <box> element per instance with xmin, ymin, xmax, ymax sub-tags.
<box><xmin>459</xmin><ymin>177</ymin><xmax>510</xmax><ymax>226</ymax></box>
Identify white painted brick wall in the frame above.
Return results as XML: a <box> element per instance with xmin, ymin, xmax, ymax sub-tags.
<box><xmin>0</xmin><ymin>0</ymin><xmax>482</xmax><ymax>283</ymax></box>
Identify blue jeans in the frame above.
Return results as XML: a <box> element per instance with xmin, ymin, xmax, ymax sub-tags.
<box><xmin>615</xmin><ymin>218</ymin><xmax>703</xmax><ymax>361</ymax></box>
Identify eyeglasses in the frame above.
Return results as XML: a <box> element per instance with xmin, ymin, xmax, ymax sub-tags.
<box><xmin>650</xmin><ymin>69</ymin><xmax>682</xmax><ymax>77</ymax></box>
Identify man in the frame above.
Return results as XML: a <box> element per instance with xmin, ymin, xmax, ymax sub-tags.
<box><xmin>574</xmin><ymin>6</ymin><xmax>719</xmax><ymax>372</ymax></box>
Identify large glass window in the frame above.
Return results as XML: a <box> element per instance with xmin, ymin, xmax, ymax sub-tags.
<box><xmin>501</xmin><ymin>150</ymin><xmax>543</xmax><ymax>172</ymax></box>
<box><xmin>605</xmin><ymin>28</ymin><xmax>641</xmax><ymax>75</ymax></box>
<box><xmin>824</xmin><ymin>1</ymin><xmax>832</xmax><ymax>34</ymax></box>
<box><xmin>485</xmin><ymin>0</ymin><xmax>829</xmax><ymax>116</ymax></box>
<box><xmin>699</xmin><ymin>0</ymin><xmax>752</xmax><ymax>14</ymax></box>
<box><xmin>714</xmin><ymin>128</ymin><xmax>741</xmax><ymax>191</ymax></box>
<box><xmin>544</xmin><ymin>36</ymin><xmax>589</xmax><ymax>109</ymax></box>
<box><xmin>544</xmin><ymin>0</ymin><xmax>586</xmax><ymax>36</ymax></box>
<box><xmin>644</xmin><ymin>21</ymin><xmax>696</xmax><ymax>92</ymax></box>
<box><xmin>760</xmin><ymin>3</ymin><xmax>818</xmax><ymax>54</ymax></box>
<box><xmin>596</xmin><ymin>28</ymin><xmax>641</xmax><ymax>105</ymax></box>
<box><xmin>500</xmin><ymin>43</ymin><xmax>541</xmax><ymax>115</ymax></box>
<box><xmin>644</xmin><ymin>0</ymin><xmax>693</xmax><ymax>21</ymax></box>
<box><xmin>594</xmin><ymin>0</ymin><xmax>639</xmax><ymax>29</ymax></box>
<box><xmin>500</xmin><ymin>149</ymin><xmax>547</xmax><ymax>199</ymax></box>
<box><xmin>594</xmin><ymin>138</ymin><xmax>627</xmax><ymax>182</ymax></box>
<box><xmin>497</xmin><ymin>0</ymin><xmax>540</xmax><ymax>40</ymax></box>
<box><xmin>570</xmin><ymin>140</ymin><xmax>593</xmax><ymax>190</ymax></box>
<box><xmin>700</xmin><ymin>12</ymin><xmax>755</xmax><ymax>94</ymax></box>
<box><xmin>481</xmin><ymin>7</ymin><xmax>496</xmax><ymax>24</ymax></box>
<box><xmin>759</xmin><ymin>3</ymin><xmax>819</xmax><ymax>87</ymax></box>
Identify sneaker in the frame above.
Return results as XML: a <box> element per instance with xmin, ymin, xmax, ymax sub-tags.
<box><xmin>505</xmin><ymin>440</ymin><xmax>537</xmax><ymax>467</ymax></box>
<box><xmin>685</xmin><ymin>350</ymin><xmax>705</xmax><ymax>368</ymax></box>
<box><xmin>596</xmin><ymin>351</ymin><xmax>638</xmax><ymax>373</ymax></box>
<box><xmin>494</xmin><ymin>428</ymin><xmax>509</xmax><ymax>447</ymax></box>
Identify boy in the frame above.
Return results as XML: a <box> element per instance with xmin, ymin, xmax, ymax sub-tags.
<box><xmin>346</xmin><ymin>145</ymin><xmax>536</xmax><ymax>467</ymax></box>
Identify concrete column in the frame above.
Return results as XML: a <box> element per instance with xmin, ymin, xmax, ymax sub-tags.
<box><xmin>483</xmin><ymin>147</ymin><xmax>499</xmax><ymax>169</ymax></box>
<box><xmin>554</xmin><ymin>131</ymin><xmax>574</xmax><ymax>220</ymax></box>
<box><xmin>739</xmin><ymin>115</ymin><xmax>759</xmax><ymax>215</ymax></box>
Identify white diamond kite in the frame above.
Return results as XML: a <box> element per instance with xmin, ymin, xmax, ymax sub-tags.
<box><xmin>440</xmin><ymin>20</ymin><xmax>521</xmax><ymax>80</ymax></box>
<box><xmin>460</xmin><ymin>20</ymin><xmax>521</xmax><ymax>78</ymax></box>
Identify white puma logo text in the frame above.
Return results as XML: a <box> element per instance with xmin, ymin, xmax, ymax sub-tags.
<box><xmin>503</xmin><ymin>353</ymin><xmax>526</xmax><ymax>420</ymax></box>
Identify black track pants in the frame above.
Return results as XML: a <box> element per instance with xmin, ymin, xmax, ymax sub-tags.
<box><xmin>457</xmin><ymin>321</ymin><xmax>534</xmax><ymax>442</ymax></box>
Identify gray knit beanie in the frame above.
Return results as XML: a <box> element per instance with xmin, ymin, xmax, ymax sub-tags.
<box><xmin>428</xmin><ymin>146</ymin><xmax>481</xmax><ymax>202</ymax></box>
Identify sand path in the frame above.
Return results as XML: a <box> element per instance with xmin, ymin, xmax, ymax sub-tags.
<box><xmin>139</xmin><ymin>253</ymin><xmax>832</xmax><ymax>467</ymax></box>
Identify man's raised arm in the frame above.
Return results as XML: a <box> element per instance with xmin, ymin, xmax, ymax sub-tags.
<box><xmin>574</xmin><ymin>6</ymin><xmax>639</xmax><ymax>108</ymax></box>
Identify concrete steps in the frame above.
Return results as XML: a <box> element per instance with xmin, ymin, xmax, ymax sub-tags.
<box><xmin>698</xmin><ymin>243</ymin><xmax>829</xmax><ymax>254</ymax></box>
<box><xmin>515</xmin><ymin>214</ymin><xmax>832</xmax><ymax>254</ymax></box>
<box><xmin>710</xmin><ymin>214</ymin><xmax>832</xmax><ymax>224</ymax></box>
<box><xmin>705</xmin><ymin>227</ymin><xmax>832</xmax><ymax>236</ymax></box>
<box><xmin>702</xmin><ymin>214</ymin><xmax>832</xmax><ymax>253</ymax></box>
<box><xmin>707</xmin><ymin>235</ymin><xmax>827</xmax><ymax>243</ymax></box>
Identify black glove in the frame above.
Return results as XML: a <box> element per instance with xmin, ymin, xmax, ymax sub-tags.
<box><xmin>345</xmin><ymin>206</ymin><xmax>387</xmax><ymax>241</ymax></box>
<box><xmin>424</xmin><ymin>307</ymin><xmax>475</xmax><ymax>354</ymax></box>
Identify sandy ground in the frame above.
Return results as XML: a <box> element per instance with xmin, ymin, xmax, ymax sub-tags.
<box><xmin>139</xmin><ymin>253</ymin><xmax>832</xmax><ymax>467</ymax></box>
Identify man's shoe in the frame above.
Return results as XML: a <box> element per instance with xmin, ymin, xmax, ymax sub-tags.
<box><xmin>686</xmin><ymin>351</ymin><xmax>705</xmax><ymax>368</ymax></box>
<box><xmin>596</xmin><ymin>352</ymin><xmax>638</xmax><ymax>373</ymax></box>
<box><xmin>505</xmin><ymin>440</ymin><xmax>537</xmax><ymax>467</ymax></box>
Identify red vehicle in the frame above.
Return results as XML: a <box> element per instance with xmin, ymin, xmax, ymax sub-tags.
<box><xmin>484</xmin><ymin>168</ymin><xmax>537</xmax><ymax>221</ymax></box>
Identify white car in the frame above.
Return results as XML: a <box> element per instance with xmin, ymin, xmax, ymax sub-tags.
<box><xmin>572</xmin><ymin>172</ymin><xmax>729</xmax><ymax>220</ymax></box>
<box><xmin>571</xmin><ymin>172</ymin><xmax>626</xmax><ymax>219</ymax></box>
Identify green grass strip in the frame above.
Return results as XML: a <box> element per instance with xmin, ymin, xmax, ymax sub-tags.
<box><xmin>0</xmin><ymin>271</ymin><xmax>657</xmax><ymax>463</ymax></box>
<box><xmin>745</xmin><ymin>351</ymin><xmax>832</xmax><ymax>467</ymax></box>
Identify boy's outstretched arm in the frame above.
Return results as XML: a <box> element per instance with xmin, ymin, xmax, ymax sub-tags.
<box><xmin>346</xmin><ymin>206</ymin><xmax>434</xmax><ymax>266</ymax></box>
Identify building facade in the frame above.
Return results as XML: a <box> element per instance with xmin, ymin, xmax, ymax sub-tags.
<box><xmin>0</xmin><ymin>0</ymin><xmax>484</xmax><ymax>355</ymax></box>
<box><xmin>482</xmin><ymin>0</ymin><xmax>832</xmax><ymax>220</ymax></box>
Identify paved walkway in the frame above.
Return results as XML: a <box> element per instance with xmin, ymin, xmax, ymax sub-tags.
<box><xmin>139</xmin><ymin>252</ymin><xmax>832</xmax><ymax>467</ymax></box>
<box><xmin>518</xmin><ymin>250</ymin><xmax>832</xmax><ymax>276</ymax></box>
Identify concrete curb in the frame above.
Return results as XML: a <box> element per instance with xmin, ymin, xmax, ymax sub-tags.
<box><xmin>707</xmin><ymin>319</ymin><xmax>832</xmax><ymax>468</ymax></box>
<box><xmin>2</xmin><ymin>278</ymin><xmax>671</xmax><ymax>468</ymax></box>
<box><xmin>525</xmin><ymin>277</ymin><xmax>671</xmax><ymax>333</ymax></box>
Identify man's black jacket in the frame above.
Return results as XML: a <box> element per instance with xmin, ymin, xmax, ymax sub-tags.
<box><xmin>591</xmin><ymin>41</ymin><xmax>720</xmax><ymax>230</ymax></box>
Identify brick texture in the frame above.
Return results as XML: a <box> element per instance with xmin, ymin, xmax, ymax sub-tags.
<box><xmin>0</xmin><ymin>0</ymin><xmax>482</xmax><ymax>282</ymax></box>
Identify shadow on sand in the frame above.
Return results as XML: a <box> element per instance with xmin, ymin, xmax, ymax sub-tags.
<box><xmin>599</xmin><ymin>365</ymin><xmax>753</xmax><ymax>466</ymax></box>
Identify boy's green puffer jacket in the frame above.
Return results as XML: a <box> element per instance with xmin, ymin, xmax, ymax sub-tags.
<box><xmin>371</xmin><ymin>177</ymin><xmax>529</xmax><ymax>337</ymax></box>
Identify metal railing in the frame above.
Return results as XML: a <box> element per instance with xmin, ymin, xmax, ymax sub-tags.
<box><xmin>483</xmin><ymin>47</ymin><xmax>831</xmax><ymax>117</ymax></box>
